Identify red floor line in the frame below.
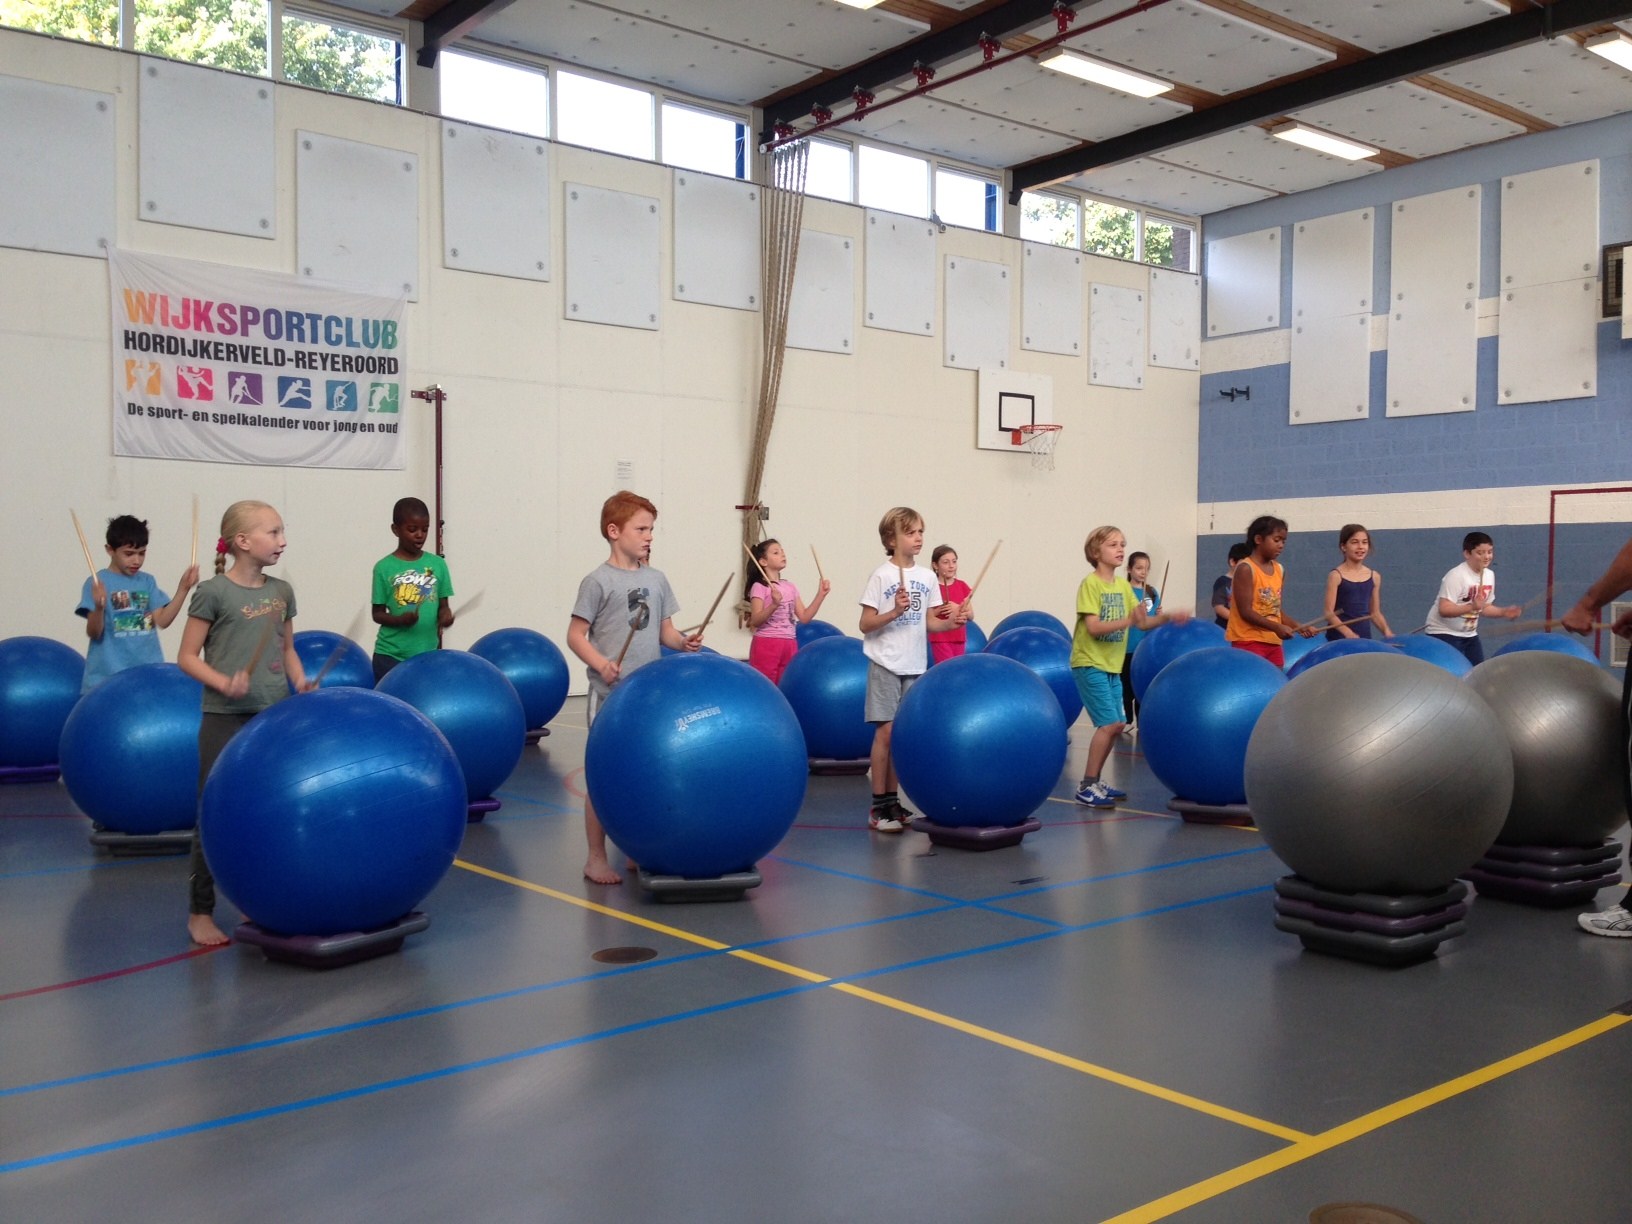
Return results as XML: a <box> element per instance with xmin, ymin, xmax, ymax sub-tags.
<box><xmin>0</xmin><ymin>812</ymin><xmax>83</xmax><ymax>819</ymax></box>
<box><xmin>0</xmin><ymin>946</ymin><xmax>225</xmax><ymax>1003</ymax></box>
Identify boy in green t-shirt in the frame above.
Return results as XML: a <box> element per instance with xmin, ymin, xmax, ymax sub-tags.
<box><xmin>371</xmin><ymin>497</ymin><xmax>455</xmax><ymax>681</ymax></box>
<box><xmin>1069</xmin><ymin>525</ymin><xmax>1187</xmax><ymax>808</ymax></box>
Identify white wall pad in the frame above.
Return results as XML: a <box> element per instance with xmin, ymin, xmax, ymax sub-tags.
<box><xmin>786</xmin><ymin>230</ymin><xmax>854</xmax><ymax>355</ymax></box>
<box><xmin>1206</xmin><ymin>227</ymin><xmax>1280</xmax><ymax>337</ymax></box>
<box><xmin>863</xmin><ymin>209</ymin><xmax>935</xmax><ymax>337</ymax></box>
<box><xmin>1386</xmin><ymin>186</ymin><xmax>1480</xmax><ymax>418</ymax></box>
<box><xmin>1291</xmin><ymin>208</ymin><xmax>1373</xmax><ymax>323</ymax></box>
<box><xmin>297</xmin><ymin>132</ymin><xmax>420</xmax><ymax>300</ymax></box>
<box><xmin>1290</xmin><ymin>312</ymin><xmax>1370</xmax><ymax>424</ymax></box>
<box><xmin>1020</xmin><ymin>242</ymin><xmax>1084</xmax><ymax>357</ymax></box>
<box><xmin>441</xmin><ymin>122</ymin><xmax>550</xmax><ymax>282</ymax></box>
<box><xmin>563</xmin><ymin>182</ymin><xmax>660</xmax><ymax>331</ymax></box>
<box><xmin>0</xmin><ymin>74</ymin><xmax>115</xmax><ymax>258</ymax></box>
<box><xmin>1497</xmin><ymin>279</ymin><xmax>1598</xmax><ymax>406</ymax></box>
<box><xmin>976</xmin><ymin>367</ymin><xmax>1053</xmax><ymax>452</ymax></box>
<box><xmin>673</xmin><ymin>172</ymin><xmax>758</xmax><ymax>312</ymax></box>
<box><xmin>1149</xmin><ymin>268</ymin><xmax>1201</xmax><ymax>370</ymax></box>
<box><xmin>944</xmin><ymin>256</ymin><xmax>1010</xmax><ymax>372</ymax></box>
<box><xmin>1089</xmin><ymin>282</ymin><xmax>1146</xmax><ymax>390</ymax></box>
<box><xmin>139</xmin><ymin>58</ymin><xmax>274</xmax><ymax>239</ymax></box>
<box><xmin>1501</xmin><ymin>160</ymin><xmax>1598</xmax><ymax>291</ymax></box>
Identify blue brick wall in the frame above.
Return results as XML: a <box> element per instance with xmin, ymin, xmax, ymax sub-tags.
<box><xmin>1194</xmin><ymin>521</ymin><xmax>1632</xmax><ymax>664</ymax></box>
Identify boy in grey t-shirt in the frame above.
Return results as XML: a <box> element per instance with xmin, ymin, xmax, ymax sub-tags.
<box><xmin>567</xmin><ymin>490</ymin><xmax>701</xmax><ymax>884</ymax></box>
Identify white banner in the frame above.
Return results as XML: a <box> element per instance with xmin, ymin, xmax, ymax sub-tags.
<box><xmin>109</xmin><ymin>250</ymin><xmax>406</xmax><ymax>469</ymax></box>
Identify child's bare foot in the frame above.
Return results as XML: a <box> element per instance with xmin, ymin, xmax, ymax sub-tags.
<box><xmin>188</xmin><ymin>913</ymin><xmax>229</xmax><ymax>946</ymax></box>
<box><xmin>584</xmin><ymin>856</ymin><xmax>622</xmax><ymax>885</ymax></box>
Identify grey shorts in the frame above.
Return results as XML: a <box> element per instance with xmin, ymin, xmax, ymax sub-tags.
<box><xmin>864</xmin><ymin>662</ymin><xmax>920</xmax><ymax>723</ymax></box>
<box><xmin>586</xmin><ymin>686</ymin><xmax>607</xmax><ymax>726</ymax></box>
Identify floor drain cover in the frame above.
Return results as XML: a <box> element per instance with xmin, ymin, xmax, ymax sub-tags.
<box><xmin>1310</xmin><ymin>1205</ymin><xmax>1424</xmax><ymax>1224</ymax></box>
<box><xmin>592</xmin><ymin>946</ymin><xmax>657</xmax><ymax>964</ymax></box>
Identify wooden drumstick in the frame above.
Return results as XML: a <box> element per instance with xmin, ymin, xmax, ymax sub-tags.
<box><xmin>694</xmin><ymin>573</ymin><xmax>734</xmax><ymax>637</ymax></box>
<box><xmin>312</xmin><ymin>608</ymin><xmax>370</xmax><ymax>688</ymax></box>
<box><xmin>961</xmin><ymin>539</ymin><xmax>1003</xmax><ymax>608</ymax></box>
<box><xmin>245</xmin><ymin>615</ymin><xmax>278</xmax><ymax>677</ymax></box>
<box><xmin>811</xmin><ymin>546</ymin><xmax>826</xmax><ymax>585</ymax></box>
<box><xmin>614</xmin><ymin>597</ymin><xmax>650</xmax><ymax>668</ymax></box>
<box><xmin>742</xmin><ymin>542</ymin><xmax>774</xmax><ymax>587</ymax></box>
<box><xmin>70</xmin><ymin>509</ymin><xmax>99</xmax><ymax>580</ymax></box>
<box><xmin>189</xmin><ymin>494</ymin><xmax>199</xmax><ymax>570</ymax></box>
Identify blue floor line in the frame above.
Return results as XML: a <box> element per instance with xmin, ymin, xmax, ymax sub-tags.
<box><xmin>0</xmin><ymin>979</ymin><xmax>823</xmax><ymax>1175</ymax></box>
<box><xmin>987</xmin><ymin>845</ymin><xmax>1273</xmax><ymax>901</ymax></box>
<box><xmin>0</xmin><ymin>857</ymin><xmax>156</xmax><ymax>882</ymax></box>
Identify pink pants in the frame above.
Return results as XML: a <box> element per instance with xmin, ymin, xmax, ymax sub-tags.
<box><xmin>749</xmin><ymin>635</ymin><xmax>797</xmax><ymax>684</ymax></box>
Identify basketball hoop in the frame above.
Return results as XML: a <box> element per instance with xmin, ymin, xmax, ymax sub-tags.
<box><xmin>1011</xmin><ymin>424</ymin><xmax>1063</xmax><ymax>470</ymax></box>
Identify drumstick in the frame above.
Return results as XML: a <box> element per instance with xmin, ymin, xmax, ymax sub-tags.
<box><xmin>961</xmin><ymin>539</ymin><xmax>1004</xmax><ymax>607</ymax></box>
<box><xmin>312</xmin><ymin>608</ymin><xmax>370</xmax><ymax>687</ymax></box>
<box><xmin>694</xmin><ymin>573</ymin><xmax>734</xmax><ymax>637</ymax></box>
<box><xmin>811</xmin><ymin>546</ymin><xmax>826</xmax><ymax>585</ymax></box>
<box><xmin>742</xmin><ymin>542</ymin><xmax>774</xmax><ymax>587</ymax></box>
<box><xmin>70</xmin><ymin>509</ymin><xmax>99</xmax><ymax>580</ymax></box>
<box><xmin>189</xmin><ymin>494</ymin><xmax>199</xmax><ymax>570</ymax></box>
<box><xmin>245</xmin><ymin>614</ymin><xmax>278</xmax><ymax>676</ymax></box>
<box><xmin>452</xmin><ymin>589</ymin><xmax>484</xmax><ymax>619</ymax></box>
<box><xmin>1156</xmin><ymin>560</ymin><xmax>1170</xmax><ymax>604</ymax></box>
<box><xmin>614</xmin><ymin>597</ymin><xmax>650</xmax><ymax>668</ymax></box>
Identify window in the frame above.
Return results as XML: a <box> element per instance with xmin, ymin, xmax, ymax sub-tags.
<box><xmin>0</xmin><ymin>0</ymin><xmax>118</xmax><ymax>47</ymax></box>
<box><xmin>858</xmin><ymin>145</ymin><xmax>929</xmax><ymax>217</ymax></box>
<box><xmin>1019</xmin><ymin>191</ymin><xmax>1079</xmax><ymax>248</ymax></box>
<box><xmin>1144</xmin><ymin>215</ymin><xmax>1195</xmax><ymax>271</ymax></box>
<box><xmin>934</xmin><ymin>168</ymin><xmax>999</xmax><ymax>233</ymax></box>
<box><xmin>661</xmin><ymin>101</ymin><xmax>746</xmax><ymax>178</ymax></box>
<box><xmin>441</xmin><ymin>49</ymin><xmax>548</xmax><ymax>137</ymax></box>
<box><xmin>138</xmin><ymin>0</ymin><xmax>271</xmax><ymax>74</ymax></box>
<box><xmin>804</xmin><ymin>137</ymin><xmax>854</xmax><ymax>203</ymax></box>
<box><xmin>283</xmin><ymin>10</ymin><xmax>402</xmax><ymax>104</ymax></box>
<box><xmin>555</xmin><ymin>70</ymin><xmax>654</xmax><ymax>160</ymax></box>
<box><xmin>1083</xmin><ymin>199</ymin><xmax>1138</xmax><ymax>261</ymax></box>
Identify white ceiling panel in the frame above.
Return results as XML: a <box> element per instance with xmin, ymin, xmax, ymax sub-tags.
<box><xmin>475</xmin><ymin>7</ymin><xmax>802</xmax><ymax>107</ymax></box>
<box><xmin>1165</xmin><ymin>126</ymin><xmax>1383</xmax><ymax>193</ymax></box>
<box><xmin>1054</xmin><ymin>0</ymin><xmax>1334</xmax><ymax>96</ymax></box>
<box><xmin>1433</xmin><ymin>37</ymin><xmax>1632</xmax><ymax>127</ymax></box>
<box><xmin>1241</xmin><ymin>0</ymin><xmax>1508</xmax><ymax>53</ymax></box>
<box><xmin>857</xmin><ymin>97</ymin><xmax>1079</xmax><ymax>169</ymax></box>
<box><xmin>929</xmin><ymin>50</ymin><xmax>1191</xmax><ymax>143</ymax></box>
<box><xmin>1291</xmin><ymin>81</ymin><xmax>1525</xmax><ymax>159</ymax></box>
<box><xmin>1063</xmin><ymin>158</ymin><xmax>1277</xmax><ymax>214</ymax></box>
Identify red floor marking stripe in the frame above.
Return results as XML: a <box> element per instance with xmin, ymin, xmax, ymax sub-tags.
<box><xmin>0</xmin><ymin>945</ymin><xmax>225</xmax><ymax>1002</ymax></box>
<box><xmin>0</xmin><ymin>812</ymin><xmax>83</xmax><ymax>819</ymax></box>
<box><xmin>563</xmin><ymin>766</ymin><xmax>587</xmax><ymax>800</ymax></box>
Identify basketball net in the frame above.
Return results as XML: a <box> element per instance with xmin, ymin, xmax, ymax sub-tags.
<box><xmin>1013</xmin><ymin>425</ymin><xmax>1062</xmax><ymax>471</ymax></box>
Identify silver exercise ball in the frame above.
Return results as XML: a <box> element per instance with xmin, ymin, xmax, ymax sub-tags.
<box><xmin>1246</xmin><ymin>654</ymin><xmax>1513</xmax><ymax>894</ymax></box>
<box><xmin>1463</xmin><ymin>651</ymin><xmax>1627</xmax><ymax>846</ymax></box>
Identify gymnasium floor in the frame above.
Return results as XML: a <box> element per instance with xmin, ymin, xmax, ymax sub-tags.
<box><xmin>4</xmin><ymin>702</ymin><xmax>1632</xmax><ymax>1223</ymax></box>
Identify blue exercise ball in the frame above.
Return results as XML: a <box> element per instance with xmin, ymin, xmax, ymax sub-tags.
<box><xmin>1384</xmin><ymin>634</ymin><xmax>1473</xmax><ymax>677</ymax></box>
<box><xmin>1280</xmin><ymin>632</ymin><xmax>1322</xmax><ymax>674</ymax></box>
<box><xmin>780</xmin><ymin>635</ymin><xmax>872</xmax><ymax>761</ymax></box>
<box><xmin>0</xmin><ymin>636</ymin><xmax>83</xmax><ymax>768</ymax></box>
<box><xmin>983</xmin><ymin>625</ymin><xmax>1081</xmax><ymax>726</ymax></box>
<box><xmin>377</xmin><ymin>650</ymin><xmax>525</xmax><ymax>801</ymax></box>
<box><xmin>990</xmin><ymin>610</ymin><xmax>1070</xmax><ymax>642</ymax></box>
<box><xmin>60</xmin><ymin>663</ymin><xmax>202</xmax><ymax>834</ymax></box>
<box><xmin>795</xmin><ymin>619</ymin><xmax>846</xmax><ymax>648</ymax></box>
<box><xmin>1140</xmin><ymin>648</ymin><xmax>1286</xmax><ymax>806</ymax></box>
<box><xmin>893</xmin><ymin>654</ymin><xmax>1067</xmax><ymax>828</ymax></box>
<box><xmin>1129</xmin><ymin>620</ymin><xmax>1227</xmax><ymax>703</ymax></box>
<box><xmin>291</xmin><ymin>630</ymin><xmax>373</xmax><ymax>691</ymax></box>
<box><xmin>1492</xmin><ymin>631</ymin><xmax>1599</xmax><ymax>665</ymax></box>
<box><xmin>586</xmin><ymin>654</ymin><xmax>806</xmax><ymax>877</ymax></box>
<box><xmin>201</xmin><ymin>688</ymin><xmax>467</xmax><ymax>936</ymax></box>
<box><xmin>470</xmin><ymin>627</ymin><xmax>570</xmax><ymax>730</ymax></box>
<box><xmin>1286</xmin><ymin>636</ymin><xmax>1396</xmax><ymax>680</ymax></box>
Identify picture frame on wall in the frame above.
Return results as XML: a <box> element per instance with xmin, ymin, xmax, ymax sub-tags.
<box><xmin>1603</xmin><ymin>244</ymin><xmax>1626</xmax><ymax>319</ymax></box>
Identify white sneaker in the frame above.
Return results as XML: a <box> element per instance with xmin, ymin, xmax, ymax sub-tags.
<box><xmin>868</xmin><ymin>809</ymin><xmax>904</xmax><ymax>834</ymax></box>
<box><xmin>1578</xmin><ymin>904</ymin><xmax>1632</xmax><ymax>937</ymax></box>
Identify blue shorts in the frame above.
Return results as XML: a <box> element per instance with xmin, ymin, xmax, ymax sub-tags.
<box><xmin>1072</xmin><ymin>666</ymin><xmax>1124</xmax><ymax>729</ymax></box>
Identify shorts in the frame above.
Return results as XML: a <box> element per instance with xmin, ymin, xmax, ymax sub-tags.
<box><xmin>864</xmin><ymin>662</ymin><xmax>919</xmax><ymax>723</ymax></box>
<box><xmin>1427</xmin><ymin>632</ymin><xmax>1484</xmax><ymax>666</ymax></box>
<box><xmin>1231</xmin><ymin>639</ymin><xmax>1284</xmax><ymax>668</ymax></box>
<box><xmin>587</xmin><ymin>686</ymin><xmax>608</xmax><ymax>725</ymax></box>
<box><xmin>1071</xmin><ymin>666</ymin><xmax>1123</xmax><ymax>728</ymax></box>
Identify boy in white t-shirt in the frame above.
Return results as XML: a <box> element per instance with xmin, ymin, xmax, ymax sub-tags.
<box><xmin>1424</xmin><ymin>531</ymin><xmax>1520</xmax><ymax>666</ymax></box>
<box><xmin>858</xmin><ymin>506</ymin><xmax>962</xmax><ymax>833</ymax></box>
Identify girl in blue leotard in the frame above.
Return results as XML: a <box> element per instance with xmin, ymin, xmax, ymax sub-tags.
<box><xmin>1323</xmin><ymin>523</ymin><xmax>1392</xmax><ymax>641</ymax></box>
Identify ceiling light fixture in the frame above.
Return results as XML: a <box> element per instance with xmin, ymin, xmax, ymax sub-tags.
<box><xmin>833</xmin><ymin>0</ymin><xmax>887</xmax><ymax>10</ymax></box>
<box><xmin>1585</xmin><ymin>30</ymin><xmax>1632</xmax><ymax>72</ymax></box>
<box><xmin>1038</xmin><ymin>49</ymin><xmax>1173</xmax><ymax>98</ymax></box>
<box><xmin>1270</xmin><ymin>120</ymin><xmax>1377</xmax><ymax>161</ymax></box>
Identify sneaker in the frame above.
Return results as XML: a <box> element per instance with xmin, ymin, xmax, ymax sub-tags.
<box><xmin>1074</xmin><ymin>781</ymin><xmax>1115</xmax><ymax>808</ymax></box>
<box><xmin>1578</xmin><ymin>904</ymin><xmax>1632</xmax><ymax>937</ymax></box>
<box><xmin>869</xmin><ymin>809</ymin><xmax>905</xmax><ymax>834</ymax></box>
<box><xmin>1100</xmin><ymin>783</ymin><xmax>1127</xmax><ymax>800</ymax></box>
<box><xmin>889</xmin><ymin>800</ymin><xmax>918</xmax><ymax>826</ymax></box>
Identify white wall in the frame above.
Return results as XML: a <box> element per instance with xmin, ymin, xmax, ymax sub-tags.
<box><xmin>1</xmin><ymin>28</ymin><xmax>1201</xmax><ymax>688</ymax></box>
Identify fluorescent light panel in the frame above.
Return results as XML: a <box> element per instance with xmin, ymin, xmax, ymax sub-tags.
<box><xmin>1038</xmin><ymin>49</ymin><xmax>1173</xmax><ymax>98</ymax></box>
<box><xmin>1585</xmin><ymin>31</ymin><xmax>1632</xmax><ymax>72</ymax></box>
<box><xmin>833</xmin><ymin>0</ymin><xmax>887</xmax><ymax>9</ymax></box>
<box><xmin>1271</xmin><ymin>120</ymin><xmax>1377</xmax><ymax>161</ymax></box>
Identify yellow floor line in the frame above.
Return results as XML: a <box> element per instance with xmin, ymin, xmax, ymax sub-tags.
<box><xmin>455</xmin><ymin>857</ymin><xmax>1303</xmax><ymax>1143</ymax></box>
<box><xmin>1101</xmin><ymin>1011</ymin><xmax>1631</xmax><ymax>1223</ymax></box>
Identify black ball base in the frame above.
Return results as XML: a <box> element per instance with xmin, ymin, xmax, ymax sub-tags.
<box><xmin>1463</xmin><ymin>839</ymin><xmax>1623</xmax><ymax>907</ymax></box>
<box><xmin>1273</xmin><ymin>875</ymin><xmax>1470</xmax><ymax>966</ymax></box>
<box><xmin>637</xmin><ymin>868</ymin><xmax>761</xmax><ymax>903</ymax></box>
<box><xmin>466</xmin><ymin>797</ymin><xmax>501</xmax><ymax>823</ymax></box>
<box><xmin>88</xmin><ymin>826</ymin><xmax>193</xmax><ymax>857</ymax></box>
<box><xmin>233</xmin><ymin>911</ymin><xmax>430</xmax><ymax>968</ymax></box>
<box><xmin>1167</xmin><ymin>797</ymin><xmax>1254</xmax><ymax>826</ymax></box>
<box><xmin>915</xmin><ymin>817</ymin><xmax>1042</xmax><ymax>851</ymax></box>
<box><xmin>808</xmin><ymin>758</ymin><xmax>870</xmax><ymax>776</ymax></box>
